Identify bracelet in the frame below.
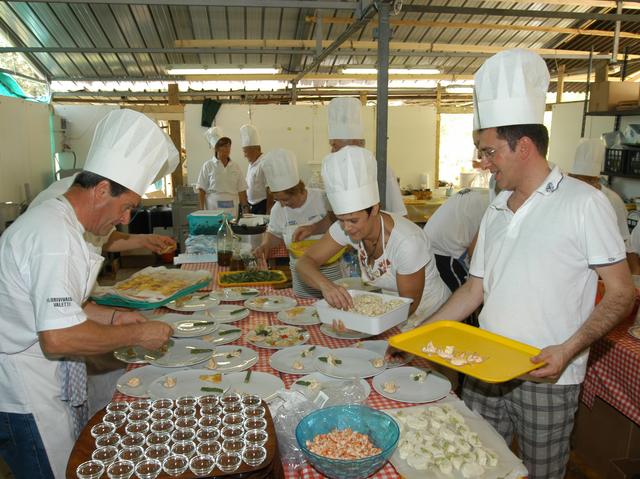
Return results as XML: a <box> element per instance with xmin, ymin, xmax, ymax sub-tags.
<box><xmin>110</xmin><ymin>310</ymin><xmax>117</xmax><ymax>325</ymax></box>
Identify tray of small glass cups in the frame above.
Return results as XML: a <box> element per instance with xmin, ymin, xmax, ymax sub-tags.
<box><xmin>69</xmin><ymin>392</ymin><xmax>277</xmax><ymax>478</ymax></box>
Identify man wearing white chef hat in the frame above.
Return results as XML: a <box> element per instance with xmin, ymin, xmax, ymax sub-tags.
<box><xmin>326</xmin><ymin>97</ymin><xmax>407</xmax><ymax>216</ymax></box>
<box><xmin>197</xmin><ymin>126</ymin><xmax>249</xmax><ymax>215</ymax></box>
<box><xmin>569</xmin><ymin>138</ymin><xmax>631</xmax><ymax>252</ymax></box>
<box><xmin>0</xmin><ymin>109</ymin><xmax>175</xmax><ymax>479</ymax></box>
<box><xmin>239</xmin><ymin>124</ymin><xmax>273</xmax><ymax>214</ymax></box>
<box><xmin>253</xmin><ymin>148</ymin><xmax>337</xmax><ymax>297</ymax></box>
<box><xmin>426</xmin><ymin>49</ymin><xmax>634</xmax><ymax>479</ymax></box>
<box><xmin>297</xmin><ymin>145</ymin><xmax>450</xmax><ymax>327</ymax></box>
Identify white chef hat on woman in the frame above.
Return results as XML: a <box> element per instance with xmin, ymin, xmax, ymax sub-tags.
<box><xmin>328</xmin><ymin>97</ymin><xmax>364</xmax><ymax>140</ymax></box>
<box><xmin>570</xmin><ymin>138</ymin><xmax>605</xmax><ymax>177</ymax></box>
<box><xmin>261</xmin><ymin>148</ymin><xmax>300</xmax><ymax>192</ymax></box>
<box><xmin>322</xmin><ymin>146</ymin><xmax>379</xmax><ymax>215</ymax></box>
<box><xmin>204</xmin><ymin>126</ymin><xmax>224</xmax><ymax>147</ymax></box>
<box><xmin>474</xmin><ymin>48</ymin><xmax>550</xmax><ymax>129</ymax></box>
<box><xmin>240</xmin><ymin>124</ymin><xmax>261</xmax><ymax>147</ymax></box>
<box><xmin>84</xmin><ymin>109</ymin><xmax>179</xmax><ymax>196</ymax></box>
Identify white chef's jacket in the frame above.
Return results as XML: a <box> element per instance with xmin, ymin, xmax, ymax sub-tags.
<box><xmin>0</xmin><ymin>196</ymin><xmax>102</xmax><ymax>478</ymax></box>
<box><xmin>196</xmin><ymin>157</ymin><xmax>247</xmax><ymax>213</ymax></box>
<box><xmin>470</xmin><ymin>166</ymin><xmax>626</xmax><ymax>385</ymax></box>
<box><xmin>600</xmin><ymin>184</ymin><xmax>631</xmax><ymax>251</ymax></box>
<box><xmin>29</xmin><ymin>174</ymin><xmax>112</xmax><ymax>254</ymax></box>
<box><xmin>423</xmin><ymin>188</ymin><xmax>489</xmax><ymax>259</ymax></box>
<box><xmin>246</xmin><ymin>155</ymin><xmax>268</xmax><ymax>205</ymax></box>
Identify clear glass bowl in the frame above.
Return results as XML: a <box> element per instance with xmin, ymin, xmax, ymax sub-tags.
<box><xmin>222</xmin><ymin>402</ymin><xmax>243</xmax><ymax>415</ymax></box>
<box><xmin>244</xmin><ymin>429</ymin><xmax>268</xmax><ymax>447</ymax></box>
<box><xmin>216</xmin><ymin>450</ymin><xmax>242</xmax><ymax>473</ymax></box>
<box><xmin>90</xmin><ymin>422</ymin><xmax>116</xmax><ymax>438</ymax></box>
<box><xmin>200</xmin><ymin>405</ymin><xmax>222</xmax><ymax>418</ymax></box>
<box><xmin>129</xmin><ymin>399</ymin><xmax>153</xmax><ymax>411</ymax></box>
<box><xmin>118</xmin><ymin>445</ymin><xmax>145</xmax><ymax>464</ymax></box>
<box><xmin>151</xmin><ymin>398</ymin><xmax>174</xmax><ymax>411</ymax></box>
<box><xmin>145</xmin><ymin>444</ymin><xmax>170</xmax><ymax>463</ymax></box>
<box><xmin>174</xmin><ymin>406</ymin><xmax>196</xmax><ymax>419</ymax></box>
<box><xmin>176</xmin><ymin>395</ymin><xmax>198</xmax><ymax>408</ymax></box>
<box><xmin>171</xmin><ymin>440</ymin><xmax>197</xmax><ymax>458</ymax></box>
<box><xmin>189</xmin><ymin>454</ymin><xmax>216</xmax><ymax>477</ymax></box>
<box><xmin>106</xmin><ymin>401</ymin><xmax>130</xmax><ymax>414</ymax></box>
<box><xmin>222</xmin><ymin>413</ymin><xmax>244</xmax><ymax>427</ymax></box>
<box><xmin>150</xmin><ymin>419</ymin><xmax>174</xmax><ymax>434</ymax></box>
<box><xmin>150</xmin><ymin>408</ymin><xmax>173</xmax><ymax>422</ymax></box>
<box><xmin>243</xmin><ymin>405</ymin><xmax>265</xmax><ymax>419</ymax></box>
<box><xmin>135</xmin><ymin>458</ymin><xmax>162</xmax><ymax>479</ymax></box>
<box><xmin>146</xmin><ymin>431</ymin><xmax>171</xmax><ymax>447</ymax></box>
<box><xmin>103</xmin><ymin>411</ymin><xmax>127</xmax><ymax>428</ymax></box>
<box><xmin>198</xmin><ymin>415</ymin><xmax>221</xmax><ymax>429</ymax></box>
<box><xmin>172</xmin><ymin>427</ymin><xmax>196</xmax><ymax>443</ymax></box>
<box><xmin>221</xmin><ymin>425</ymin><xmax>244</xmax><ymax>440</ymax></box>
<box><xmin>198</xmin><ymin>395</ymin><xmax>219</xmax><ymax>408</ymax></box>
<box><xmin>127</xmin><ymin>410</ymin><xmax>150</xmax><ymax>423</ymax></box>
<box><xmin>95</xmin><ymin>432</ymin><xmax>121</xmax><ymax>448</ymax></box>
<box><xmin>244</xmin><ymin>417</ymin><xmax>267</xmax><ymax>431</ymax></box>
<box><xmin>241</xmin><ymin>394</ymin><xmax>261</xmax><ymax>407</ymax></box>
<box><xmin>220</xmin><ymin>392</ymin><xmax>241</xmax><ymax>407</ymax></box>
<box><xmin>120</xmin><ymin>432</ymin><xmax>146</xmax><ymax>448</ymax></box>
<box><xmin>106</xmin><ymin>459</ymin><xmax>135</xmax><ymax>479</ymax></box>
<box><xmin>242</xmin><ymin>444</ymin><xmax>267</xmax><ymax>467</ymax></box>
<box><xmin>162</xmin><ymin>453</ymin><xmax>189</xmax><ymax>477</ymax></box>
<box><xmin>91</xmin><ymin>445</ymin><xmax>119</xmax><ymax>465</ymax></box>
<box><xmin>197</xmin><ymin>439</ymin><xmax>221</xmax><ymax>457</ymax></box>
<box><xmin>125</xmin><ymin>420</ymin><xmax>149</xmax><ymax>435</ymax></box>
<box><xmin>76</xmin><ymin>459</ymin><xmax>105</xmax><ymax>479</ymax></box>
<box><xmin>221</xmin><ymin>438</ymin><xmax>244</xmax><ymax>454</ymax></box>
<box><xmin>196</xmin><ymin>426</ymin><xmax>220</xmax><ymax>443</ymax></box>
<box><xmin>295</xmin><ymin>405</ymin><xmax>400</xmax><ymax>479</ymax></box>
<box><xmin>175</xmin><ymin>416</ymin><xmax>197</xmax><ymax>430</ymax></box>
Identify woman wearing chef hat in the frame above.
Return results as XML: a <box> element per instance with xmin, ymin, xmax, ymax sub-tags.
<box><xmin>0</xmin><ymin>109</ymin><xmax>175</xmax><ymax>479</ymax></box>
<box><xmin>253</xmin><ymin>149</ymin><xmax>337</xmax><ymax>298</ymax></box>
<box><xmin>296</xmin><ymin>146</ymin><xmax>450</xmax><ymax>326</ymax></box>
<box><xmin>197</xmin><ymin>126</ymin><xmax>249</xmax><ymax>216</ymax></box>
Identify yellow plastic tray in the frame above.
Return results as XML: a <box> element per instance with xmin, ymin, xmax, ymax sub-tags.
<box><xmin>217</xmin><ymin>269</ymin><xmax>288</xmax><ymax>288</ymax></box>
<box><xmin>388</xmin><ymin>321</ymin><xmax>543</xmax><ymax>383</ymax></box>
<box><xmin>288</xmin><ymin>240</ymin><xmax>348</xmax><ymax>265</ymax></box>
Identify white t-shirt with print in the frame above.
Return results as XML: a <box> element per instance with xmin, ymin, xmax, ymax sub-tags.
<box><xmin>268</xmin><ymin>188</ymin><xmax>329</xmax><ymax>246</ymax></box>
<box><xmin>470</xmin><ymin>166</ymin><xmax>626</xmax><ymax>385</ymax></box>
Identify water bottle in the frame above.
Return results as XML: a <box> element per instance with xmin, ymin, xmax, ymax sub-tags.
<box><xmin>341</xmin><ymin>250</ymin><xmax>361</xmax><ymax>278</ymax></box>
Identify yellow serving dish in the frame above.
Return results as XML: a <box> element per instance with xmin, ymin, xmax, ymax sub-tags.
<box><xmin>388</xmin><ymin>321</ymin><xmax>543</xmax><ymax>383</ymax></box>
<box><xmin>288</xmin><ymin>239</ymin><xmax>348</xmax><ymax>265</ymax></box>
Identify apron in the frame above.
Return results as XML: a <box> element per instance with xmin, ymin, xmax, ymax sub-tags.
<box><xmin>357</xmin><ymin>216</ymin><xmax>440</xmax><ymax>331</ymax></box>
<box><xmin>205</xmin><ymin>191</ymin><xmax>239</xmax><ymax>217</ymax></box>
<box><xmin>7</xmin><ymin>249</ymin><xmax>104</xmax><ymax>479</ymax></box>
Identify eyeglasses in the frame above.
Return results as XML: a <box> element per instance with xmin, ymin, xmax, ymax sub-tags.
<box><xmin>478</xmin><ymin>143</ymin><xmax>509</xmax><ymax>160</ymax></box>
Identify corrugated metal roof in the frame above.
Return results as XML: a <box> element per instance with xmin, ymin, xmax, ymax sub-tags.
<box><xmin>0</xmin><ymin>0</ymin><xmax>638</xmax><ymax>102</ymax></box>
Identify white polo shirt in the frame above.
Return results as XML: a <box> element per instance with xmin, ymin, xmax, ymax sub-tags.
<box><xmin>470</xmin><ymin>165</ymin><xmax>625</xmax><ymax>385</ymax></box>
<box><xmin>423</xmin><ymin>188</ymin><xmax>489</xmax><ymax>259</ymax></box>
<box><xmin>246</xmin><ymin>155</ymin><xmax>268</xmax><ymax>205</ymax></box>
<box><xmin>600</xmin><ymin>184</ymin><xmax>631</xmax><ymax>251</ymax></box>
<box><xmin>196</xmin><ymin>157</ymin><xmax>247</xmax><ymax>195</ymax></box>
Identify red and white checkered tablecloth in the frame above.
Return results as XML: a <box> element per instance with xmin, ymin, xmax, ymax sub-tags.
<box><xmin>269</xmin><ymin>238</ymin><xmax>289</xmax><ymax>259</ymax></box>
<box><xmin>112</xmin><ymin>262</ymin><xmax>453</xmax><ymax>479</ymax></box>
<box><xmin>580</xmin><ymin>315</ymin><xmax>640</xmax><ymax>426</ymax></box>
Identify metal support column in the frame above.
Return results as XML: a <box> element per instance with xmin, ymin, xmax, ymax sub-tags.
<box><xmin>375</xmin><ymin>0</ymin><xmax>390</xmax><ymax>210</ymax></box>
<box><xmin>581</xmin><ymin>48</ymin><xmax>594</xmax><ymax>138</ymax></box>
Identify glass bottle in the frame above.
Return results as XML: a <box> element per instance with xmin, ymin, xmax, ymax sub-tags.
<box><xmin>217</xmin><ymin>215</ymin><xmax>234</xmax><ymax>267</ymax></box>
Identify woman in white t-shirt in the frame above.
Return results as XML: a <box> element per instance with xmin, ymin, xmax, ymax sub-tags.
<box><xmin>297</xmin><ymin>146</ymin><xmax>451</xmax><ymax>328</ymax></box>
<box><xmin>253</xmin><ymin>149</ymin><xmax>335</xmax><ymax>298</ymax></box>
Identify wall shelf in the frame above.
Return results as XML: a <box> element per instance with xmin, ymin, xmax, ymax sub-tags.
<box><xmin>587</xmin><ymin>109</ymin><xmax>640</xmax><ymax>117</ymax></box>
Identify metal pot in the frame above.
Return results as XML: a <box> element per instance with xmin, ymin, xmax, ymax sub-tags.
<box><xmin>0</xmin><ymin>202</ymin><xmax>23</xmax><ymax>233</ymax></box>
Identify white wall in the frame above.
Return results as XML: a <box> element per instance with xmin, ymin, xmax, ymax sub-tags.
<box><xmin>184</xmin><ymin>103</ymin><xmax>437</xmax><ymax>189</ymax></box>
<box><xmin>0</xmin><ymin>96</ymin><xmax>52</xmax><ymax>202</ymax></box>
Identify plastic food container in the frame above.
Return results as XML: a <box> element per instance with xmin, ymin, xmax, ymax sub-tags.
<box><xmin>187</xmin><ymin>210</ymin><xmax>232</xmax><ymax>235</ymax></box>
<box><xmin>315</xmin><ymin>290</ymin><xmax>412</xmax><ymax>335</ymax></box>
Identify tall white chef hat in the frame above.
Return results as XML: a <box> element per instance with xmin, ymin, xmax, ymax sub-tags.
<box><xmin>240</xmin><ymin>124</ymin><xmax>261</xmax><ymax>147</ymax></box>
<box><xmin>570</xmin><ymin>138</ymin><xmax>605</xmax><ymax>177</ymax></box>
<box><xmin>473</xmin><ymin>48</ymin><xmax>549</xmax><ymax>129</ymax></box>
<box><xmin>261</xmin><ymin>148</ymin><xmax>300</xmax><ymax>192</ymax></box>
<box><xmin>322</xmin><ymin>146</ymin><xmax>379</xmax><ymax>215</ymax></box>
<box><xmin>84</xmin><ymin>109</ymin><xmax>179</xmax><ymax>196</ymax></box>
<box><xmin>204</xmin><ymin>126</ymin><xmax>224</xmax><ymax>147</ymax></box>
<box><xmin>328</xmin><ymin>97</ymin><xmax>364</xmax><ymax>140</ymax></box>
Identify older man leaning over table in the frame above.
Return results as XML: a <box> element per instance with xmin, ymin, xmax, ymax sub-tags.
<box><xmin>0</xmin><ymin>109</ymin><xmax>175</xmax><ymax>479</ymax></box>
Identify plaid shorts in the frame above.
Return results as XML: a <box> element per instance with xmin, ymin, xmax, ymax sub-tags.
<box><xmin>462</xmin><ymin>377</ymin><xmax>581</xmax><ymax>479</ymax></box>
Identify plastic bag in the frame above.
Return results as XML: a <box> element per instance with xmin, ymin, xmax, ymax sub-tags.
<box><xmin>185</xmin><ymin>235</ymin><xmax>216</xmax><ymax>255</ymax></box>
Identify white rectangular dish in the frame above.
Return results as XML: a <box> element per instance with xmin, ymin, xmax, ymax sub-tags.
<box><xmin>315</xmin><ymin>289</ymin><xmax>412</xmax><ymax>335</ymax></box>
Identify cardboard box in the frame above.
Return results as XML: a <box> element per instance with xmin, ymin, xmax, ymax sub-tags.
<box><xmin>589</xmin><ymin>81</ymin><xmax>640</xmax><ymax>112</ymax></box>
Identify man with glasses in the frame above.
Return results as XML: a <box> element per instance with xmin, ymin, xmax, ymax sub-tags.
<box><xmin>426</xmin><ymin>49</ymin><xmax>635</xmax><ymax>478</ymax></box>
<box><xmin>0</xmin><ymin>109</ymin><xmax>176</xmax><ymax>479</ymax></box>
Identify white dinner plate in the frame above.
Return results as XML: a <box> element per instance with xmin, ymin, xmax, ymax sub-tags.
<box><xmin>246</xmin><ymin>325</ymin><xmax>310</xmax><ymax>349</ymax></box>
<box><xmin>147</xmin><ymin>369</ymin><xmax>231</xmax><ymax>400</ymax></box>
<box><xmin>116</xmin><ymin>365</ymin><xmax>175</xmax><ymax>398</ymax></box>
<box><xmin>200</xmin><ymin>324</ymin><xmax>243</xmax><ymax>346</ymax></box>
<box><xmin>244</xmin><ymin>295</ymin><xmax>297</xmax><ymax>313</ymax></box>
<box><xmin>113</xmin><ymin>346</ymin><xmax>152</xmax><ymax>364</ymax></box>
<box><xmin>201</xmin><ymin>345</ymin><xmax>258</xmax><ymax>373</ymax></box>
<box><xmin>223</xmin><ymin>371</ymin><xmax>285</xmax><ymax>401</ymax></box>
<box><xmin>372</xmin><ymin>367</ymin><xmax>452</xmax><ymax>404</ymax></box>
<box><xmin>165</xmin><ymin>294</ymin><xmax>220</xmax><ymax>312</ymax></box>
<box><xmin>276</xmin><ymin>306</ymin><xmax>321</xmax><ymax>326</ymax></box>
<box><xmin>146</xmin><ymin>338</ymin><xmax>214</xmax><ymax>368</ymax></box>
<box><xmin>157</xmin><ymin>313</ymin><xmax>219</xmax><ymax>338</ymax></box>
<box><xmin>205</xmin><ymin>305</ymin><xmax>250</xmax><ymax>323</ymax></box>
<box><xmin>628</xmin><ymin>325</ymin><xmax>640</xmax><ymax>340</ymax></box>
<box><xmin>209</xmin><ymin>287</ymin><xmax>260</xmax><ymax>302</ymax></box>
<box><xmin>352</xmin><ymin>340</ymin><xmax>414</xmax><ymax>368</ymax></box>
<box><xmin>319</xmin><ymin>323</ymin><xmax>373</xmax><ymax>340</ymax></box>
<box><xmin>269</xmin><ymin>345</ymin><xmax>330</xmax><ymax>374</ymax></box>
<box><xmin>314</xmin><ymin>347</ymin><xmax>386</xmax><ymax>379</ymax></box>
<box><xmin>333</xmin><ymin>277</ymin><xmax>381</xmax><ymax>293</ymax></box>
<box><xmin>290</xmin><ymin>372</ymin><xmax>371</xmax><ymax>400</ymax></box>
